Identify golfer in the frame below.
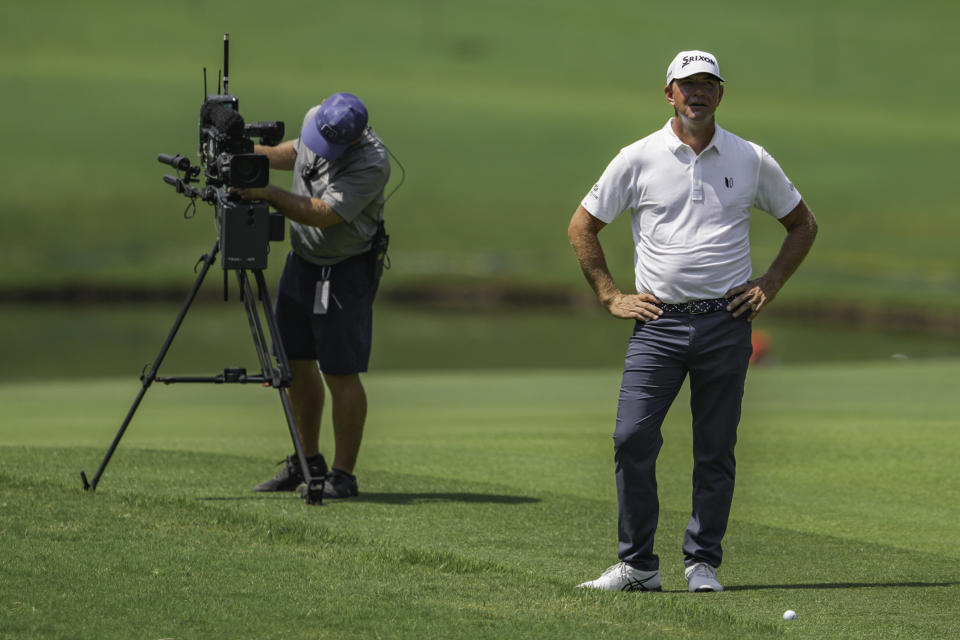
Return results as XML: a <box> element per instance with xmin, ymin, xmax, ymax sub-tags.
<box><xmin>236</xmin><ymin>92</ymin><xmax>390</xmax><ymax>499</ymax></box>
<box><xmin>569</xmin><ymin>51</ymin><xmax>817</xmax><ymax>591</ymax></box>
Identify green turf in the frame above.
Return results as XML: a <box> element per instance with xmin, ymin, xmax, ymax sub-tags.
<box><xmin>2</xmin><ymin>362</ymin><xmax>958</xmax><ymax>638</ymax></box>
<box><xmin>3</xmin><ymin>0</ymin><xmax>960</xmax><ymax>310</ymax></box>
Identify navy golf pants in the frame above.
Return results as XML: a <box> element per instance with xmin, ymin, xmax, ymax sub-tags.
<box><xmin>613</xmin><ymin>310</ymin><xmax>752</xmax><ymax>571</ymax></box>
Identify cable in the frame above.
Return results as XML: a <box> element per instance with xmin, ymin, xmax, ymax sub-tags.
<box><xmin>383</xmin><ymin>142</ymin><xmax>406</xmax><ymax>203</ymax></box>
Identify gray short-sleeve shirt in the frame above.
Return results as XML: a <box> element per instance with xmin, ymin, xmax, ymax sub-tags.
<box><xmin>290</xmin><ymin>105</ymin><xmax>390</xmax><ymax>266</ymax></box>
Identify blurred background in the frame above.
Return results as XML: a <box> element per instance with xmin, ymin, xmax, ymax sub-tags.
<box><xmin>2</xmin><ymin>0</ymin><xmax>958</xmax><ymax>381</ymax></box>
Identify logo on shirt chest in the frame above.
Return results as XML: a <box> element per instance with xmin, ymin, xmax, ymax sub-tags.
<box><xmin>724</xmin><ymin>177</ymin><xmax>734</xmax><ymax>188</ymax></box>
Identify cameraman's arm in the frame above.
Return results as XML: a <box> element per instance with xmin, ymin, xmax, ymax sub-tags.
<box><xmin>236</xmin><ymin>185</ymin><xmax>343</xmax><ymax>229</ymax></box>
<box><xmin>254</xmin><ymin>140</ymin><xmax>297</xmax><ymax>171</ymax></box>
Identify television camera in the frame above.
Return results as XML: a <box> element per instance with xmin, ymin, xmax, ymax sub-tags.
<box><xmin>158</xmin><ymin>35</ymin><xmax>286</xmax><ymax>271</ymax></box>
<box><xmin>82</xmin><ymin>34</ymin><xmax>324</xmax><ymax>506</ymax></box>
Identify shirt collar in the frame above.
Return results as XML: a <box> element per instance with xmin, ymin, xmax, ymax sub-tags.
<box><xmin>663</xmin><ymin>118</ymin><xmax>725</xmax><ymax>156</ymax></box>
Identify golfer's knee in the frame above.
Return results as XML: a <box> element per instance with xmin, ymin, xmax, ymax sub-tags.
<box><xmin>613</xmin><ymin>422</ymin><xmax>662</xmax><ymax>456</ymax></box>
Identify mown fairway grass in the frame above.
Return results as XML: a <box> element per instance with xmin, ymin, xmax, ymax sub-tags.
<box><xmin>2</xmin><ymin>361</ymin><xmax>958</xmax><ymax>638</ymax></box>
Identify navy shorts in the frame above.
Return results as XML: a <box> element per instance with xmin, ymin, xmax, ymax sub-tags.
<box><xmin>274</xmin><ymin>250</ymin><xmax>379</xmax><ymax>374</ymax></box>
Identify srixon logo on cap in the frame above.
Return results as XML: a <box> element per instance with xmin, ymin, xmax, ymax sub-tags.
<box><xmin>682</xmin><ymin>54</ymin><xmax>716</xmax><ymax>68</ymax></box>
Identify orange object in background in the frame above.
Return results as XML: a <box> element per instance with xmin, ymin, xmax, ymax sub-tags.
<box><xmin>751</xmin><ymin>330</ymin><xmax>772</xmax><ymax>365</ymax></box>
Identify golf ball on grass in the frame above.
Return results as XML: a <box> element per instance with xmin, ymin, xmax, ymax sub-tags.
<box><xmin>783</xmin><ymin>609</ymin><xmax>797</xmax><ymax>620</ymax></box>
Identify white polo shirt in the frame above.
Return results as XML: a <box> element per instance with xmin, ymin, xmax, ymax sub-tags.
<box><xmin>582</xmin><ymin>120</ymin><xmax>802</xmax><ymax>303</ymax></box>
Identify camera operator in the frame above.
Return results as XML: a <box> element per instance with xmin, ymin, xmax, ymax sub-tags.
<box><xmin>234</xmin><ymin>92</ymin><xmax>390</xmax><ymax>499</ymax></box>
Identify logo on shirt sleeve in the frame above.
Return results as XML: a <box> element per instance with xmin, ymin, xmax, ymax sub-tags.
<box><xmin>588</xmin><ymin>183</ymin><xmax>600</xmax><ymax>199</ymax></box>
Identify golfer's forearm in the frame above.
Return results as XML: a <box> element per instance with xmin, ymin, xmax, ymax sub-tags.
<box><xmin>569</xmin><ymin>230</ymin><xmax>621</xmax><ymax>304</ymax></box>
<box><xmin>263</xmin><ymin>185</ymin><xmax>343</xmax><ymax>229</ymax></box>
<box><xmin>766</xmin><ymin>216</ymin><xmax>818</xmax><ymax>289</ymax></box>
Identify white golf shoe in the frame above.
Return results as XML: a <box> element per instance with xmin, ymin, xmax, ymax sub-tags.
<box><xmin>685</xmin><ymin>562</ymin><xmax>723</xmax><ymax>592</ymax></box>
<box><xmin>577</xmin><ymin>562</ymin><xmax>662</xmax><ymax>592</ymax></box>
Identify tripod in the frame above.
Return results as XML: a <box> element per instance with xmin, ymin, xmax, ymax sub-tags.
<box><xmin>80</xmin><ymin>240</ymin><xmax>324</xmax><ymax>505</ymax></box>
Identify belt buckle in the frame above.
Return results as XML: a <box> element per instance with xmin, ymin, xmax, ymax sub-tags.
<box><xmin>688</xmin><ymin>299</ymin><xmax>715</xmax><ymax>314</ymax></box>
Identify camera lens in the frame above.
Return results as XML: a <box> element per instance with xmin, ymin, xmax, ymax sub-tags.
<box><xmin>229</xmin><ymin>154</ymin><xmax>269</xmax><ymax>188</ymax></box>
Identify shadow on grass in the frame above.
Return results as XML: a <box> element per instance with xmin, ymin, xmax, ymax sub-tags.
<box><xmin>726</xmin><ymin>581</ymin><xmax>959</xmax><ymax>591</ymax></box>
<box><xmin>196</xmin><ymin>495</ymin><xmax>301</xmax><ymax>501</ymax></box>
<box><xmin>355</xmin><ymin>492</ymin><xmax>540</xmax><ymax>505</ymax></box>
<box><xmin>196</xmin><ymin>492</ymin><xmax>540</xmax><ymax>505</ymax></box>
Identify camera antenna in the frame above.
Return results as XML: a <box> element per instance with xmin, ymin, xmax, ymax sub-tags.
<box><xmin>222</xmin><ymin>33</ymin><xmax>230</xmax><ymax>95</ymax></box>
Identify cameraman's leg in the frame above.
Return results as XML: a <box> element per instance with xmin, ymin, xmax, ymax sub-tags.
<box><xmin>323</xmin><ymin>373</ymin><xmax>367</xmax><ymax>475</ymax></box>
<box><xmin>275</xmin><ymin>251</ymin><xmax>328</xmax><ymax>456</ymax></box>
<box><xmin>314</xmin><ymin>253</ymin><xmax>377</xmax><ymax>489</ymax></box>
<box><xmin>253</xmin><ymin>357</ymin><xmax>327</xmax><ymax>492</ymax></box>
<box><xmin>250</xmin><ymin>251</ymin><xmax>330</xmax><ymax>491</ymax></box>
<box><xmin>289</xmin><ymin>359</ymin><xmax>324</xmax><ymax>456</ymax></box>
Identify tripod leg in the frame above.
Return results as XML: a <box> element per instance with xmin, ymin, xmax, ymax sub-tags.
<box><xmin>252</xmin><ymin>269</ymin><xmax>293</xmax><ymax>387</ymax></box>
<box><xmin>276</xmin><ymin>383</ymin><xmax>323</xmax><ymax>506</ymax></box>
<box><xmin>250</xmin><ymin>269</ymin><xmax>323</xmax><ymax>505</ymax></box>
<box><xmin>236</xmin><ymin>270</ymin><xmax>273</xmax><ymax>380</ymax></box>
<box><xmin>81</xmin><ymin>241</ymin><xmax>219</xmax><ymax>491</ymax></box>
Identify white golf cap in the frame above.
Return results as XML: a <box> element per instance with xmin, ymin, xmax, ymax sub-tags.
<box><xmin>666</xmin><ymin>50</ymin><xmax>725</xmax><ymax>84</ymax></box>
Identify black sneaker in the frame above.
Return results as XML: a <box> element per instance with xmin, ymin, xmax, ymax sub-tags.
<box><xmin>322</xmin><ymin>469</ymin><xmax>358</xmax><ymax>499</ymax></box>
<box><xmin>253</xmin><ymin>453</ymin><xmax>328</xmax><ymax>492</ymax></box>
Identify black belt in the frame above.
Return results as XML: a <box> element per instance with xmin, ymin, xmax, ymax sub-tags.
<box><xmin>657</xmin><ymin>298</ymin><xmax>732</xmax><ymax>314</ymax></box>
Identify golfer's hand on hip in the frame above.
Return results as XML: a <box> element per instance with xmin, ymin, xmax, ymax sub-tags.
<box><xmin>725</xmin><ymin>277</ymin><xmax>779</xmax><ymax>321</ymax></box>
<box><xmin>606</xmin><ymin>293</ymin><xmax>663</xmax><ymax>321</ymax></box>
